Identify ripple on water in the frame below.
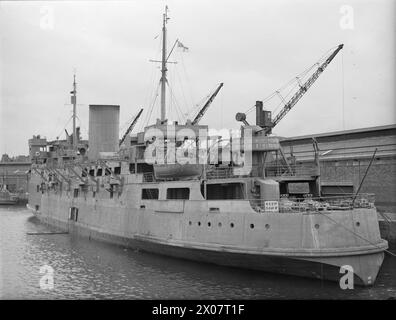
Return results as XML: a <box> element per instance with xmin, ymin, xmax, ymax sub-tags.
<box><xmin>1</xmin><ymin>206</ymin><xmax>396</xmax><ymax>299</ymax></box>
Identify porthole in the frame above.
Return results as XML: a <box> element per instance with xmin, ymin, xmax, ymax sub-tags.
<box><xmin>250</xmin><ymin>224</ymin><xmax>254</xmax><ymax>229</ymax></box>
<box><xmin>208</xmin><ymin>222</ymin><xmax>211</xmax><ymax>227</ymax></box>
<box><xmin>218</xmin><ymin>222</ymin><xmax>222</xmax><ymax>227</ymax></box>
<box><xmin>356</xmin><ymin>222</ymin><xmax>360</xmax><ymax>227</ymax></box>
<box><xmin>230</xmin><ymin>223</ymin><xmax>234</xmax><ymax>228</ymax></box>
<box><xmin>189</xmin><ymin>221</ymin><xmax>192</xmax><ymax>225</ymax></box>
<box><xmin>265</xmin><ymin>224</ymin><xmax>270</xmax><ymax>229</ymax></box>
<box><xmin>198</xmin><ymin>221</ymin><xmax>201</xmax><ymax>226</ymax></box>
<box><xmin>315</xmin><ymin>224</ymin><xmax>320</xmax><ymax>229</ymax></box>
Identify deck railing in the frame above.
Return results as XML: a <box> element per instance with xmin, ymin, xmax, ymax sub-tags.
<box><xmin>249</xmin><ymin>193</ymin><xmax>376</xmax><ymax>213</ymax></box>
<box><xmin>205</xmin><ymin>166</ymin><xmax>250</xmax><ymax>179</ymax></box>
<box><xmin>264</xmin><ymin>165</ymin><xmax>319</xmax><ymax>177</ymax></box>
<box><xmin>205</xmin><ymin>164</ymin><xmax>319</xmax><ymax>180</ymax></box>
<box><xmin>142</xmin><ymin>172</ymin><xmax>155</xmax><ymax>182</ymax></box>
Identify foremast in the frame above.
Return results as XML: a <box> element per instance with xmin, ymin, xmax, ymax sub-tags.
<box><xmin>71</xmin><ymin>73</ymin><xmax>77</xmax><ymax>150</ymax></box>
<box><xmin>160</xmin><ymin>6</ymin><xmax>169</xmax><ymax>121</ymax></box>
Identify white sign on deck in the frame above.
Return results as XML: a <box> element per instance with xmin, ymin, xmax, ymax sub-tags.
<box><xmin>264</xmin><ymin>201</ymin><xmax>279</xmax><ymax>212</ymax></box>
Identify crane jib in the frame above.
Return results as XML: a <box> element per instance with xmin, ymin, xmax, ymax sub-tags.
<box><xmin>192</xmin><ymin>83</ymin><xmax>224</xmax><ymax>125</ymax></box>
<box><xmin>119</xmin><ymin>108</ymin><xmax>144</xmax><ymax>146</ymax></box>
<box><xmin>266</xmin><ymin>44</ymin><xmax>344</xmax><ymax>133</ymax></box>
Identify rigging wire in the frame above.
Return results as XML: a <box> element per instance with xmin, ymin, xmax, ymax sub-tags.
<box><xmin>143</xmin><ymin>80</ymin><xmax>161</xmax><ymax>127</ymax></box>
<box><xmin>178</xmin><ymin>50</ymin><xmax>196</xmax><ymax>111</ymax></box>
<box><xmin>186</xmin><ymin>83</ymin><xmax>222</xmax><ymax>120</ymax></box>
<box><xmin>119</xmin><ymin>113</ymin><xmax>137</xmax><ymax>134</ymax></box>
<box><xmin>166</xmin><ymin>79</ymin><xmax>186</xmax><ymax>122</ymax></box>
<box><xmin>174</xmin><ymin>63</ymin><xmax>190</xmax><ymax>117</ymax></box>
<box><xmin>244</xmin><ymin>45</ymin><xmax>341</xmax><ymax>116</ymax></box>
<box><xmin>168</xmin><ymin>63</ymin><xmax>174</xmax><ymax>120</ymax></box>
<box><xmin>341</xmin><ymin>49</ymin><xmax>345</xmax><ymax>130</ymax></box>
<box><xmin>139</xmin><ymin>34</ymin><xmax>163</xmax><ymax>131</ymax></box>
<box><xmin>317</xmin><ymin>209</ymin><xmax>396</xmax><ymax>258</ymax></box>
<box><xmin>55</xmin><ymin>115</ymin><xmax>73</xmax><ymax>140</ymax></box>
<box><xmin>188</xmin><ymin>92</ymin><xmax>211</xmax><ymax>118</ymax></box>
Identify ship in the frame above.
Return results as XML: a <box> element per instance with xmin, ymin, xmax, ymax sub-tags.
<box><xmin>27</xmin><ymin>7</ymin><xmax>388</xmax><ymax>286</ymax></box>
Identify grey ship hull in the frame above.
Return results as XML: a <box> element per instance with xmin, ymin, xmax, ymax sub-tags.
<box><xmin>27</xmin><ymin>196</ymin><xmax>387</xmax><ymax>286</ymax></box>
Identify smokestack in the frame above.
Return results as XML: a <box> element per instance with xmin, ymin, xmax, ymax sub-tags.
<box><xmin>255</xmin><ymin>101</ymin><xmax>263</xmax><ymax>127</ymax></box>
<box><xmin>88</xmin><ymin>105</ymin><xmax>120</xmax><ymax>160</ymax></box>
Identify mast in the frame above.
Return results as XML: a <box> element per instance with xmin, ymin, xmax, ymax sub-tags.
<box><xmin>71</xmin><ymin>73</ymin><xmax>77</xmax><ymax>150</ymax></box>
<box><xmin>160</xmin><ymin>6</ymin><xmax>169</xmax><ymax>121</ymax></box>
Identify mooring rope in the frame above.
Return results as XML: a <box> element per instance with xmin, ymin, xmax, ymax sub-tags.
<box><xmin>316</xmin><ymin>210</ymin><xmax>396</xmax><ymax>257</ymax></box>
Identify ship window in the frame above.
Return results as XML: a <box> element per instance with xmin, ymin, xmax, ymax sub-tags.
<box><xmin>167</xmin><ymin>188</ymin><xmax>190</xmax><ymax>200</ymax></box>
<box><xmin>73</xmin><ymin>188</ymin><xmax>79</xmax><ymax>198</ymax></box>
<box><xmin>114</xmin><ymin>167</ymin><xmax>121</xmax><ymax>175</ymax></box>
<box><xmin>36</xmin><ymin>185</ymin><xmax>40</xmax><ymax>192</ymax></box>
<box><xmin>89</xmin><ymin>169</ymin><xmax>95</xmax><ymax>177</ymax></box>
<box><xmin>202</xmin><ymin>183</ymin><xmax>245</xmax><ymax>200</ymax></box>
<box><xmin>142</xmin><ymin>188</ymin><xmax>159</xmax><ymax>199</ymax></box>
<box><xmin>130</xmin><ymin>163</ymin><xmax>154</xmax><ymax>174</ymax></box>
<box><xmin>69</xmin><ymin>207</ymin><xmax>79</xmax><ymax>221</ymax></box>
<box><xmin>96</xmin><ymin>168</ymin><xmax>103</xmax><ymax>176</ymax></box>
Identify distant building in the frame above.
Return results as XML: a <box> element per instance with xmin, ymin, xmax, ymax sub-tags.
<box><xmin>0</xmin><ymin>153</ymin><xmax>31</xmax><ymax>198</ymax></box>
<box><xmin>280</xmin><ymin>124</ymin><xmax>396</xmax><ymax>212</ymax></box>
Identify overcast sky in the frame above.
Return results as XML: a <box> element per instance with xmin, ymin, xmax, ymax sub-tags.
<box><xmin>0</xmin><ymin>0</ymin><xmax>395</xmax><ymax>156</ymax></box>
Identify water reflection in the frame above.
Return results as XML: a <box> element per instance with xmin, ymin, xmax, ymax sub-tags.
<box><xmin>1</xmin><ymin>206</ymin><xmax>395</xmax><ymax>299</ymax></box>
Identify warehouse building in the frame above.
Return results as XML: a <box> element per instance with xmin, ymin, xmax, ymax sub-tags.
<box><xmin>280</xmin><ymin>124</ymin><xmax>396</xmax><ymax>212</ymax></box>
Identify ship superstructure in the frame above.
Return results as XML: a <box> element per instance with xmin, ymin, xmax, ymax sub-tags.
<box><xmin>27</xmin><ymin>7</ymin><xmax>388</xmax><ymax>286</ymax></box>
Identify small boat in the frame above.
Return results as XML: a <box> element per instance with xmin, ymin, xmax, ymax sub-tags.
<box><xmin>0</xmin><ymin>185</ymin><xmax>19</xmax><ymax>205</ymax></box>
<box><xmin>154</xmin><ymin>163</ymin><xmax>203</xmax><ymax>180</ymax></box>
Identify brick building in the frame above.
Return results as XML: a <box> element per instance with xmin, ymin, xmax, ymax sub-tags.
<box><xmin>0</xmin><ymin>154</ymin><xmax>31</xmax><ymax>200</ymax></box>
<box><xmin>280</xmin><ymin>124</ymin><xmax>396</xmax><ymax>212</ymax></box>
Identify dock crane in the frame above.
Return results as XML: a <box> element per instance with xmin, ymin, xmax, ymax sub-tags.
<box><xmin>191</xmin><ymin>83</ymin><xmax>224</xmax><ymax>125</ymax></box>
<box><xmin>236</xmin><ymin>44</ymin><xmax>344</xmax><ymax>134</ymax></box>
<box><xmin>119</xmin><ymin>108</ymin><xmax>144</xmax><ymax>146</ymax></box>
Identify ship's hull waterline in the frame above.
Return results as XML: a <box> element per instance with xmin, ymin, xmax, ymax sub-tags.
<box><xmin>27</xmin><ymin>197</ymin><xmax>387</xmax><ymax>286</ymax></box>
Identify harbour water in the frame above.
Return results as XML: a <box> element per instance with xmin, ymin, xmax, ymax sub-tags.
<box><xmin>1</xmin><ymin>206</ymin><xmax>395</xmax><ymax>300</ymax></box>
